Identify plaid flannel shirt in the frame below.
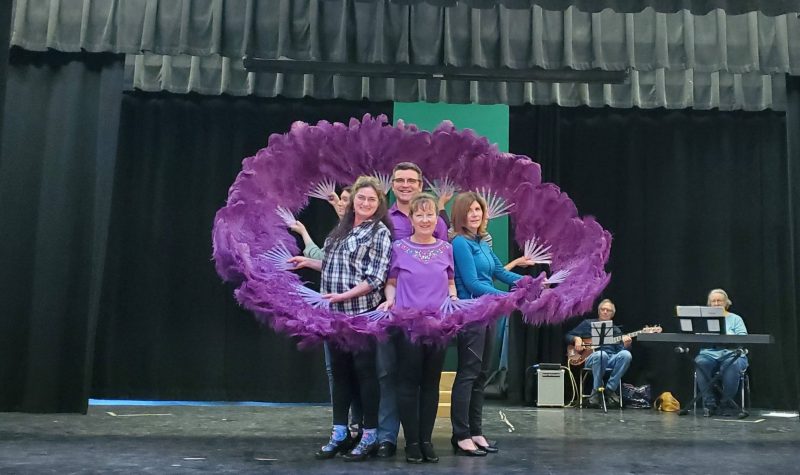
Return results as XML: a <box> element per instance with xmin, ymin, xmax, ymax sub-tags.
<box><xmin>321</xmin><ymin>220</ymin><xmax>392</xmax><ymax>315</ymax></box>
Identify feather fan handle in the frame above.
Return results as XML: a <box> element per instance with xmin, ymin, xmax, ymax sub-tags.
<box><xmin>275</xmin><ymin>206</ymin><xmax>297</xmax><ymax>227</ymax></box>
<box><xmin>524</xmin><ymin>236</ymin><xmax>553</xmax><ymax>265</ymax></box>
<box><xmin>370</xmin><ymin>172</ymin><xmax>392</xmax><ymax>195</ymax></box>
<box><xmin>293</xmin><ymin>284</ymin><xmax>330</xmax><ymax>309</ymax></box>
<box><xmin>425</xmin><ymin>177</ymin><xmax>458</xmax><ymax>199</ymax></box>
<box><xmin>262</xmin><ymin>242</ymin><xmax>294</xmax><ymax>271</ymax></box>
<box><xmin>439</xmin><ymin>296</ymin><xmax>477</xmax><ymax>315</ymax></box>
<box><xmin>307</xmin><ymin>178</ymin><xmax>338</xmax><ymax>201</ymax></box>
<box><xmin>544</xmin><ymin>269</ymin><xmax>571</xmax><ymax>285</ymax></box>
<box><xmin>478</xmin><ymin>187</ymin><xmax>514</xmax><ymax>220</ymax></box>
<box><xmin>359</xmin><ymin>309</ymin><xmax>391</xmax><ymax>321</ymax></box>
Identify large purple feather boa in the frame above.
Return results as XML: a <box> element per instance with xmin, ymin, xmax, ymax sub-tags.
<box><xmin>212</xmin><ymin>114</ymin><xmax>611</xmax><ymax>350</ymax></box>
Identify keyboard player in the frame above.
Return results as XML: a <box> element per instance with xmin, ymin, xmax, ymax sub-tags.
<box><xmin>695</xmin><ymin>289</ymin><xmax>748</xmax><ymax>416</ymax></box>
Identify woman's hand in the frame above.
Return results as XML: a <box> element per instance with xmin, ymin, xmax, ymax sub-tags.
<box><xmin>438</xmin><ymin>191</ymin><xmax>454</xmax><ymax>210</ymax></box>
<box><xmin>513</xmin><ymin>256</ymin><xmax>537</xmax><ymax>268</ymax></box>
<box><xmin>288</xmin><ymin>220</ymin><xmax>307</xmax><ymax>235</ymax></box>
<box><xmin>322</xmin><ymin>292</ymin><xmax>348</xmax><ymax>304</ymax></box>
<box><xmin>377</xmin><ymin>299</ymin><xmax>394</xmax><ymax>311</ymax></box>
<box><xmin>326</xmin><ymin>192</ymin><xmax>340</xmax><ymax>208</ymax></box>
<box><xmin>288</xmin><ymin>256</ymin><xmax>313</xmax><ymax>270</ymax></box>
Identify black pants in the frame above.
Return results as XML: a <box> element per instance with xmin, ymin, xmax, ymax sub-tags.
<box><xmin>329</xmin><ymin>341</ymin><xmax>379</xmax><ymax>429</ymax></box>
<box><xmin>451</xmin><ymin>323</ymin><xmax>495</xmax><ymax>440</ymax></box>
<box><xmin>395</xmin><ymin>334</ymin><xmax>447</xmax><ymax>446</ymax></box>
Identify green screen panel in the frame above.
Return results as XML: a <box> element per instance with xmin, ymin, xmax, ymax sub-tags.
<box><xmin>392</xmin><ymin>102</ymin><xmax>510</xmax><ymax>269</ymax></box>
<box><xmin>393</xmin><ymin>102</ymin><xmax>511</xmax><ymax>373</ymax></box>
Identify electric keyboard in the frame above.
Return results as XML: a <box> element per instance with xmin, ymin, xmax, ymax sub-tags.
<box><xmin>637</xmin><ymin>333</ymin><xmax>773</xmax><ymax>345</ymax></box>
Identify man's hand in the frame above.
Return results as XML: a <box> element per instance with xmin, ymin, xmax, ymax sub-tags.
<box><xmin>622</xmin><ymin>335</ymin><xmax>632</xmax><ymax>347</ymax></box>
<box><xmin>574</xmin><ymin>337</ymin><xmax>584</xmax><ymax>352</ymax></box>
<box><xmin>377</xmin><ymin>299</ymin><xmax>394</xmax><ymax>311</ymax></box>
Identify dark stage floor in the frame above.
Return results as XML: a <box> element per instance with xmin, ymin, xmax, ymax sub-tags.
<box><xmin>1</xmin><ymin>403</ymin><xmax>798</xmax><ymax>474</ymax></box>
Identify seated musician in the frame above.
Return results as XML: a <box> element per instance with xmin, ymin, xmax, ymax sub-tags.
<box><xmin>694</xmin><ymin>288</ymin><xmax>748</xmax><ymax>416</ymax></box>
<box><xmin>565</xmin><ymin>299</ymin><xmax>632</xmax><ymax>408</ymax></box>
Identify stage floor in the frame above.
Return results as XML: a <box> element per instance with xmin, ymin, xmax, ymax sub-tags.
<box><xmin>1</xmin><ymin>403</ymin><xmax>797</xmax><ymax>474</ymax></box>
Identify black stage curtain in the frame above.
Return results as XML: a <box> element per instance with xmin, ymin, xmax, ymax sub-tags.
<box><xmin>2</xmin><ymin>47</ymin><xmax>797</xmax><ymax>412</ymax></box>
<box><xmin>508</xmin><ymin>105</ymin><xmax>799</xmax><ymax>410</ymax></box>
<box><xmin>0</xmin><ymin>2</ymin><xmax>12</xmax><ymax>148</ymax></box>
<box><xmin>786</xmin><ymin>75</ymin><xmax>800</xmax><ymax>416</ymax></box>
<box><xmin>0</xmin><ymin>49</ymin><xmax>124</xmax><ymax>413</ymax></box>
<box><xmin>91</xmin><ymin>93</ymin><xmax>393</xmax><ymax>403</ymax></box>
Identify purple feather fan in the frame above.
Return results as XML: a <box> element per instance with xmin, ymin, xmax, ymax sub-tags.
<box><xmin>212</xmin><ymin>114</ymin><xmax>611</xmax><ymax>349</ymax></box>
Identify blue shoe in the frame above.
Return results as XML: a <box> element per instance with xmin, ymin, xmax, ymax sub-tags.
<box><xmin>314</xmin><ymin>430</ymin><xmax>353</xmax><ymax>460</ymax></box>
<box><xmin>342</xmin><ymin>437</ymin><xmax>377</xmax><ymax>462</ymax></box>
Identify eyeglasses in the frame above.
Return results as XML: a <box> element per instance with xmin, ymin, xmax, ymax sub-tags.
<box><xmin>392</xmin><ymin>178</ymin><xmax>421</xmax><ymax>185</ymax></box>
<box><xmin>355</xmin><ymin>195</ymin><xmax>379</xmax><ymax>204</ymax></box>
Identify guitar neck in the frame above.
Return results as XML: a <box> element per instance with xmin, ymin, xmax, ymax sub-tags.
<box><xmin>589</xmin><ymin>329</ymin><xmax>644</xmax><ymax>346</ymax></box>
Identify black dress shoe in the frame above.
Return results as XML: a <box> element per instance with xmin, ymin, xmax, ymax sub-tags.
<box><xmin>314</xmin><ymin>433</ymin><xmax>353</xmax><ymax>460</ymax></box>
<box><xmin>376</xmin><ymin>441</ymin><xmax>397</xmax><ymax>458</ymax></box>
<box><xmin>420</xmin><ymin>442</ymin><xmax>439</xmax><ymax>463</ymax></box>
<box><xmin>450</xmin><ymin>436</ymin><xmax>487</xmax><ymax>457</ymax></box>
<box><xmin>405</xmin><ymin>443</ymin><xmax>424</xmax><ymax>464</ymax></box>
<box><xmin>475</xmin><ymin>441</ymin><xmax>499</xmax><ymax>454</ymax></box>
<box><xmin>342</xmin><ymin>440</ymin><xmax>378</xmax><ymax>462</ymax></box>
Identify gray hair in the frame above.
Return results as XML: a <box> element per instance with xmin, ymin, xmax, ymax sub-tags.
<box><xmin>707</xmin><ymin>288</ymin><xmax>732</xmax><ymax>308</ymax></box>
<box><xmin>597</xmin><ymin>298</ymin><xmax>616</xmax><ymax>313</ymax></box>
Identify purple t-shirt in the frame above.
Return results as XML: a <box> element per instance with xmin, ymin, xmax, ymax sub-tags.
<box><xmin>388</xmin><ymin>238</ymin><xmax>454</xmax><ymax>312</ymax></box>
<box><xmin>389</xmin><ymin>203</ymin><xmax>449</xmax><ymax>241</ymax></box>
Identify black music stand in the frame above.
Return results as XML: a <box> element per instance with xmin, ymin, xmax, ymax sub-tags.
<box><xmin>590</xmin><ymin>321</ymin><xmax>616</xmax><ymax>414</ymax></box>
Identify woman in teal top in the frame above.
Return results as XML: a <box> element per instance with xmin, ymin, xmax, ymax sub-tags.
<box><xmin>449</xmin><ymin>191</ymin><xmax>532</xmax><ymax>456</ymax></box>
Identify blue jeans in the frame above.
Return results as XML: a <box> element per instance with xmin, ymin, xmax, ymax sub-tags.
<box><xmin>585</xmin><ymin>349</ymin><xmax>631</xmax><ymax>392</ymax></box>
<box><xmin>695</xmin><ymin>353</ymin><xmax>749</xmax><ymax>408</ymax></box>
<box><xmin>376</xmin><ymin>333</ymin><xmax>399</xmax><ymax>444</ymax></box>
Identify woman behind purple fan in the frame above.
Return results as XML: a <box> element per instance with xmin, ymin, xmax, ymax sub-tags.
<box><xmin>377</xmin><ymin>193</ymin><xmax>455</xmax><ymax>464</ymax></box>
<box><xmin>289</xmin><ymin>176</ymin><xmax>392</xmax><ymax>462</ymax></box>
<box><xmin>449</xmin><ymin>192</ymin><xmax>533</xmax><ymax>456</ymax></box>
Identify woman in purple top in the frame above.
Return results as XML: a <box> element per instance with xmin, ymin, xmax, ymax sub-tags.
<box><xmin>378</xmin><ymin>193</ymin><xmax>455</xmax><ymax>464</ymax></box>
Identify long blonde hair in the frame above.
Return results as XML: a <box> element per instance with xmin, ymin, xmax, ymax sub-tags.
<box><xmin>450</xmin><ymin>191</ymin><xmax>488</xmax><ymax>239</ymax></box>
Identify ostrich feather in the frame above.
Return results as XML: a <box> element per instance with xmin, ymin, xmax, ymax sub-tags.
<box><xmin>212</xmin><ymin>114</ymin><xmax>611</xmax><ymax>350</ymax></box>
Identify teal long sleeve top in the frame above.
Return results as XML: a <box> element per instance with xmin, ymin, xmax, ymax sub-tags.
<box><xmin>452</xmin><ymin>234</ymin><xmax>522</xmax><ymax>299</ymax></box>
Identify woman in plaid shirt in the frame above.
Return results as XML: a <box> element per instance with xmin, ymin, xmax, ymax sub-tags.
<box><xmin>291</xmin><ymin>176</ymin><xmax>392</xmax><ymax>461</ymax></box>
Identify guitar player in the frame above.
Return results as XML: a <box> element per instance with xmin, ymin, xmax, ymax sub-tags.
<box><xmin>565</xmin><ymin>299</ymin><xmax>632</xmax><ymax>408</ymax></box>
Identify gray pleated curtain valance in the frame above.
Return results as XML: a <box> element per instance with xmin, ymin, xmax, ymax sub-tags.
<box><xmin>371</xmin><ymin>0</ymin><xmax>800</xmax><ymax>16</ymax></box>
<box><xmin>12</xmin><ymin>0</ymin><xmax>800</xmax><ymax>109</ymax></box>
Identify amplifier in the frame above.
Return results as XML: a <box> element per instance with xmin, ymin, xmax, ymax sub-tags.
<box><xmin>536</xmin><ymin>368</ymin><xmax>565</xmax><ymax>407</ymax></box>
